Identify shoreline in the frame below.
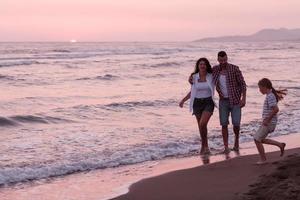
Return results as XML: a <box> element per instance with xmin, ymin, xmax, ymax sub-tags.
<box><xmin>111</xmin><ymin>133</ymin><xmax>300</xmax><ymax>200</ymax></box>
<box><xmin>0</xmin><ymin>133</ymin><xmax>299</xmax><ymax>200</ymax></box>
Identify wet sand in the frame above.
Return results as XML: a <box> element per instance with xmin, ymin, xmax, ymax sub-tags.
<box><xmin>112</xmin><ymin>134</ymin><xmax>300</xmax><ymax>200</ymax></box>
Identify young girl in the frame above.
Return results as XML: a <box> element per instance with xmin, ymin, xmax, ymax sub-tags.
<box><xmin>254</xmin><ymin>78</ymin><xmax>287</xmax><ymax>164</ymax></box>
<box><xmin>179</xmin><ymin>58</ymin><xmax>216</xmax><ymax>155</ymax></box>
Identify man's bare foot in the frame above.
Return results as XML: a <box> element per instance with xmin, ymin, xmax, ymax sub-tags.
<box><xmin>232</xmin><ymin>146</ymin><xmax>239</xmax><ymax>152</ymax></box>
<box><xmin>223</xmin><ymin>147</ymin><xmax>230</xmax><ymax>154</ymax></box>
<box><xmin>200</xmin><ymin>148</ymin><xmax>210</xmax><ymax>155</ymax></box>
<box><xmin>234</xmin><ymin>140</ymin><xmax>239</xmax><ymax>151</ymax></box>
<box><xmin>280</xmin><ymin>143</ymin><xmax>286</xmax><ymax>156</ymax></box>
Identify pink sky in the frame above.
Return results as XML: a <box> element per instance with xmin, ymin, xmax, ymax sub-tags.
<box><xmin>0</xmin><ymin>0</ymin><xmax>299</xmax><ymax>41</ymax></box>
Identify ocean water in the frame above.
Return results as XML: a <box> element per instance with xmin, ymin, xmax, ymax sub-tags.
<box><xmin>0</xmin><ymin>41</ymin><xmax>299</xmax><ymax>187</ymax></box>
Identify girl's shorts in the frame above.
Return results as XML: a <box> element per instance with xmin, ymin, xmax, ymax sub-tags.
<box><xmin>253</xmin><ymin>124</ymin><xmax>276</xmax><ymax>142</ymax></box>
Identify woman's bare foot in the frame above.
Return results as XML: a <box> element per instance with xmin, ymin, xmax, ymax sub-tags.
<box><xmin>255</xmin><ymin>160</ymin><xmax>267</xmax><ymax>165</ymax></box>
<box><xmin>200</xmin><ymin>148</ymin><xmax>210</xmax><ymax>155</ymax></box>
<box><xmin>280</xmin><ymin>143</ymin><xmax>286</xmax><ymax>156</ymax></box>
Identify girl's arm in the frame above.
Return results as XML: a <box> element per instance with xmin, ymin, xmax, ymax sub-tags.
<box><xmin>263</xmin><ymin>105</ymin><xmax>279</xmax><ymax>126</ymax></box>
<box><xmin>179</xmin><ymin>92</ymin><xmax>191</xmax><ymax>108</ymax></box>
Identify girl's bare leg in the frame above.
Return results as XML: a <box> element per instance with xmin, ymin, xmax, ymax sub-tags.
<box><xmin>261</xmin><ymin>139</ymin><xmax>286</xmax><ymax>156</ymax></box>
<box><xmin>254</xmin><ymin>139</ymin><xmax>267</xmax><ymax>164</ymax></box>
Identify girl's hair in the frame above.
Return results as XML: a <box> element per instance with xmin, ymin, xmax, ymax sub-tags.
<box><xmin>258</xmin><ymin>78</ymin><xmax>287</xmax><ymax>102</ymax></box>
<box><xmin>191</xmin><ymin>57</ymin><xmax>212</xmax><ymax>76</ymax></box>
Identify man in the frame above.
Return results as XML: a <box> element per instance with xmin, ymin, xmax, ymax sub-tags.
<box><xmin>213</xmin><ymin>51</ymin><xmax>247</xmax><ymax>153</ymax></box>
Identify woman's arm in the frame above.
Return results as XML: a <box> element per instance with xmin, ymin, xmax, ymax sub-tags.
<box><xmin>188</xmin><ymin>75</ymin><xmax>193</xmax><ymax>85</ymax></box>
<box><xmin>179</xmin><ymin>92</ymin><xmax>191</xmax><ymax>108</ymax></box>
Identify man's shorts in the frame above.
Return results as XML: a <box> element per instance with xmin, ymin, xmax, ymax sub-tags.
<box><xmin>219</xmin><ymin>99</ymin><xmax>241</xmax><ymax>127</ymax></box>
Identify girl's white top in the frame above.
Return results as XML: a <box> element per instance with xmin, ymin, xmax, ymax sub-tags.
<box><xmin>189</xmin><ymin>73</ymin><xmax>217</xmax><ymax>112</ymax></box>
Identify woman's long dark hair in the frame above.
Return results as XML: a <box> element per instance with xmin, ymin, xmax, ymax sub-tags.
<box><xmin>191</xmin><ymin>57</ymin><xmax>212</xmax><ymax>76</ymax></box>
<box><xmin>258</xmin><ymin>78</ymin><xmax>287</xmax><ymax>102</ymax></box>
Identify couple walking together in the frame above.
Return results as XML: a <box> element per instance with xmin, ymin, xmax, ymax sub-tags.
<box><xmin>180</xmin><ymin>51</ymin><xmax>286</xmax><ymax>163</ymax></box>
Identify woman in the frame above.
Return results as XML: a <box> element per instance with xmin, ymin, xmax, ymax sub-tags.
<box><xmin>179</xmin><ymin>58</ymin><xmax>216</xmax><ymax>154</ymax></box>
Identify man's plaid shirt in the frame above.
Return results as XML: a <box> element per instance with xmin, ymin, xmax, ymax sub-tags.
<box><xmin>213</xmin><ymin>63</ymin><xmax>247</xmax><ymax>106</ymax></box>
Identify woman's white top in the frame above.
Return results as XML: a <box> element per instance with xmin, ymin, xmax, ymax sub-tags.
<box><xmin>219</xmin><ymin>74</ymin><xmax>229</xmax><ymax>98</ymax></box>
<box><xmin>194</xmin><ymin>81</ymin><xmax>211</xmax><ymax>98</ymax></box>
<box><xmin>189</xmin><ymin>73</ymin><xmax>217</xmax><ymax>112</ymax></box>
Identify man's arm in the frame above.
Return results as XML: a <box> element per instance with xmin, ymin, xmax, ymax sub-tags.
<box><xmin>236</xmin><ymin>67</ymin><xmax>247</xmax><ymax>107</ymax></box>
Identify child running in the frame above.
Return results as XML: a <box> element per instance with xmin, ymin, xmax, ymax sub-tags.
<box><xmin>254</xmin><ymin>78</ymin><xmax>287</xmax><ymax>165</ymax></box>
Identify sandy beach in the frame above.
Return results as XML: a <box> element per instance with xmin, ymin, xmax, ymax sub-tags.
<box><xmin>112</xmin><ymin>134</ymin><xmax>300</xmax><ymax>200</ymax></box>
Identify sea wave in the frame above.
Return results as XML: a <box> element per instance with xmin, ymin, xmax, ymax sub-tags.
<box><xmin>102</xmin><ymin>99</ymin><xmax>178</xmax><ymax>111</ymax></box>
<box><xmin>76</xmin><ymin>74</ymin><xmax>120</xmax><ymax>81</ymax></box>
<box><xmin>0</xmin><ymin>75</ymin><xmax>15</xmax><ymax>81</ymax></box>
<box><xmin>144</xmin><ymin>74</ymin><xmax>166</xmax><ymax>78</ymax></box>
<box><xmin>52</xmin><ymin>49</ymin><xmax>71</xmax><ymax>53</ymax></box>
<box><xmin>0</xmin><ymin>53</ymin><xmax>101</xmax><ymax>65</ymax></box>
<box><xmin>149</xmin><ymin>62</ymin><xmax>181</xmax><ymax>68</ymax></box>
<box><xmin>0</xmin><ymin>115</ymin><xmax>73</xmax><ymax>127</ymax></box>
<box><xmin>0</xmin><ymin>117</ymin><xmax>19</xmax><ymax>126</ymax></box>
<box><xmin>0</xmin><ymin>137</ymin><xmax>204</xmax><ymax>186</ymax></box>
<box><xmin>0</xmin><ymin>61</ymin><xmax>43</xmax><ymax>68</ymax></box>
<box><xmin>68</xmin><ymin>99</ymin><xmax>178</xmax><ymax>114</ymax></box>
<box><xmin>259</xmin><ymin>56</ymin><xmax>298</xmax><ymax>60</ymax></box>
<box><xmin>95</xmin><ymin>74</ymin><xmax>119</xmax><ymax>80</ymax></box>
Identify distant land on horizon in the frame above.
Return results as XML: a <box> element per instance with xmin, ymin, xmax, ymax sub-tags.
<box><xmin>195</xmin><ymin>28</ymin><xmax>300</xmax><ymax>42</ymax></box>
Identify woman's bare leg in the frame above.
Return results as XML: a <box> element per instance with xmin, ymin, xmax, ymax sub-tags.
<box><xmin>195</xmin><ymin>115</ymin><xmax>205</xmax><ymax>154</ymax></box>
<box><xmin>199</xmin><ymin>111</ymin><xmax>213</xmax><ymax>154</ymax></box>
